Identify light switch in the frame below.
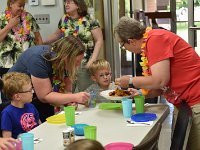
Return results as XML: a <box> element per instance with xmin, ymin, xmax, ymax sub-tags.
<box><xmin>29</xmin><ymin>0</ymin><xmax>39</xmax><ymax>6</ymax></box>
<box><xmin>41</xmin><ymin>0</ymin><xmax>56</xmax><ymax>6</ymax></box>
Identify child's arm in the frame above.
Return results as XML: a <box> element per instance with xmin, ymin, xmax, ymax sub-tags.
<box><xmin>0</xmin><ymin>137</ymin><xmax>17</xmax><ymax>150</ymax></box>
<box><xmin>2</xmin><ymin>130</ymin><xmax>12</xmax><ymax>138</ymax></box>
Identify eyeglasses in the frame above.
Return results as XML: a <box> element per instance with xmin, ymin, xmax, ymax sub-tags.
<box><xmin>99</xmin><ymin>73</ymin><xmax>112</xmax><ymax>78</ymax></box>
<box><xmin>120</xmin><ymin>42</ymin><xmax>126</xmax><ymax>50</ymax></box>
<box><xmin>19</xmin><ymin>88</ymin><xmax>34</xmax><ymax>94</ymax></box>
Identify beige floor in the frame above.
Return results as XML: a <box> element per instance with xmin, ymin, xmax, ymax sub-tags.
<box><xmin>158</xmin><ymin>97</ymin><xmax>174</xmax><ymax>150</ymax></box>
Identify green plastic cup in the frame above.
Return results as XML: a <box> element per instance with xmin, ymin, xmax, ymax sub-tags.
<box><xmin>134</xmin><ymin>95</ymin><xmax>145</xmax><ymax>114</ymax></box>
<box><xmin>64</xmin><ymin>106</ymin><xmax>75</xmax><ymax>126</ymax></box>
<box><xmin>84</xmin><ymin>126</ymin><xmax>97</xmax><ymax>140</ymax></box>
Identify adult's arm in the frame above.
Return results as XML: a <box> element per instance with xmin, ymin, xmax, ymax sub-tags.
<box><xmin>43</xmin><ymin>29</ymin><xmax>62</xmax><ymax>44</ymax></box>
<box><xmin>145</xmin><ymin>89</ymin><xmax>163</xmax><ymax>99</ymax></box>
<box><xmin>116</xmin><ymin>59</ymin><xmax>170</xmax><ymax>89</ymax></box>
<box><xmin>86</xmin><ymin>27</ymin><xmax>103</xmax><ymax>68</ymax></box>
<box><xmin>0</xmin><ymin>15</ymin><xmax>20</xmax><ymax>42</ymax></box>
<box><xmin>133</xmin><ymin>59</ymin><xmax>170</xmax><ymax>89</ymax></box>
<box><xmin>31</xmin><ymin>75</ymin><xmax>90</xmax><ymax>105</ymax></box>
<box><xmin>34</xmin><ymin>32</ymin><xmax>43</xmax><ymax>45</ymax></box>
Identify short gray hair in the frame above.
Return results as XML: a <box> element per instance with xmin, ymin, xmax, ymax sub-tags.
<box><xmin>114</xmin><ymin>16</ymin><xmax>146</xmax><ymax>43</ymax></box>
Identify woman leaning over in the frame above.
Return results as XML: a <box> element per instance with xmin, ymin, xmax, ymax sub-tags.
<box><xmin>44</xmin><ymin>0</ymin><xmax>103</xmax><ymax>92</ymax></box>
<box><xmin>9</xmin><ymin>35</ymin><xmax>90</xmax><ymax>122</ymax></box>
<box><xmin>114</xmin><ymin>16</ymin><xmax>200</xmax><ymax>150</ymax></box>
<box><xmin>0</xmin><ymin>0</ymin><xmax>42</xmax><ymax>72</ymax></box>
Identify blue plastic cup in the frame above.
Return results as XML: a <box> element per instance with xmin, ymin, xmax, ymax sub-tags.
<box><xmin>20</xmin><ymin>133</ymin><xmax>34</xmax><ymax>150</ymax></box>
<box><xmin>122</xmin><ymin>98</ymin><xmax>133</xmax><ymax>118</ymax></box>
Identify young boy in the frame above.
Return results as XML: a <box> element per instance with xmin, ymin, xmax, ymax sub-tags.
<box><xmin>86</xmin><ymin>59</ymin><xmax>116</xmax><ymax>104</ymax></box>
<box><xmin>1</xmin><ymin>72</ymin><xmax>41</xmax><ymax>139</ymax></box>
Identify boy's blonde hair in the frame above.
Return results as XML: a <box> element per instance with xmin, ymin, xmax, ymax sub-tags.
<box><xmin>2</xmin><ymin>72</ymin><xmax>31</xmax><ymax>100</ymax></box>
<box><xmin>88</xmin><ymin>59</ymin><xmax>111</xmax><ymax>75</ymax></box>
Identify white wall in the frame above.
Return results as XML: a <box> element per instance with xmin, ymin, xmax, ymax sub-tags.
<box><xmin>0</xmin><ymin>0</ymin><xmax>64</xmax><ymax>39</ymax></box>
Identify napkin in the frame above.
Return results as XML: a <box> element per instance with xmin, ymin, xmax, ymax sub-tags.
<box><xmin>126</xmin><ymin>120</ymin><xmax>153</xmax><ymax>127</ymax></box>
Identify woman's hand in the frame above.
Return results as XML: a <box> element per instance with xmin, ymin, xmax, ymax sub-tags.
<box><xmin>115</xmin><ymin>76</ymin><xmax>130</xmax><ymax>89</ymax></box>
<box><xmin>74</xmin><ymin>92</ymin><xmax>90</xmax><ymax>104</ymax></box>
<box><xmin>128</xmin><ymin>88</ymin><xmax>140</xmax><ymax>97</ymax></box>
<box><xmin>7</xmin><ymin>15</ymin><xmax>20</xmax><ymax>29</ymax></box>
<box><xmin>0</xmin><ymin>137</ymin><xmax>17</xmax><ymax>150</ymax></box>
<box><xmin>65</xmin><ymin>102</ymin><xmax>78</xmax><ymax>110</ymax></box>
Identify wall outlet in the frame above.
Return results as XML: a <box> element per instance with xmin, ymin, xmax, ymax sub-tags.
<box><xmin>34</xmin><ymin>14</ymin><xmax>50</xmax><ymax>24</ymax></box>
<box><xmin>29</xmin><ymin>0</ymin><xmax>39</xmax><ymax>6</ymax></box>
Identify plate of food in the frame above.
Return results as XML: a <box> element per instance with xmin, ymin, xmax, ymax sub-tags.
<box><xmin>100</xmin><ymin>88</ymin><xmax>131</xmax><ymax>101</ymax></box>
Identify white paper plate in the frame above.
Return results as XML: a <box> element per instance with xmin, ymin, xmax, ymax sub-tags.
<box><xmin>100</xmin><ymin>90</ymin><xmax>131</xmax><ymax>101</ymax></box>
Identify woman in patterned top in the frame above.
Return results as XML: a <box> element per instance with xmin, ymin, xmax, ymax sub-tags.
<box><xmin>44</xmin><ymin>0</ymin><xmax>103</xmax><ymax>92</ymax></box>
<box><xmin>0</xmin><ymin>0</ymin><xmax>43</xmax><ymax>70</ymax></box>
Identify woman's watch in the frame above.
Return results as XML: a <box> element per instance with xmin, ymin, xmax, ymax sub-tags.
<box><xmin>128</xmin><ymin>77</ymin><xmax>135</xmax><ymax>88</ymax></box>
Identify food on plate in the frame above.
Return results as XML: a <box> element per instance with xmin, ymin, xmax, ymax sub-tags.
<box><xmin>109</xmin><ymin>88</ymin><xmax>131</xmax><ymax>97</ymax></box>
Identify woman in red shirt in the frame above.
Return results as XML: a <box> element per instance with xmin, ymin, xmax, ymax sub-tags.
<box><xmin>114</xmin><ymin>16</ymin><xmax>200</xmax><ymax>150</ymax></box>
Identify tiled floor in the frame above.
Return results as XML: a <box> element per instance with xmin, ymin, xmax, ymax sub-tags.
<box><xmin>158</xmin><ymin>97</ymin><xmax>174</xmax><ymax>150</ymax></box>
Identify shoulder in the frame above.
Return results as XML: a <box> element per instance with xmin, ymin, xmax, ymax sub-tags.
<box><xmin>25</xmin><ymin>12</ymin><xmax>34</xmax><ymax>18</ymax></box>
<box><xmin>83</xmin><ymin>14</ymin><xmax>97</xmax><ymax>22</ymax></box>
<box><xmin>0</xmin><ymin>12</ymin><xmax>6</xmax><ymax>20</ymax></box>
<box><xmin>60</xmin><ymin>14</ymin><xmax>68</xmax><ymax>21</ymax></box>
<box><xmin>25</xmin><ymin>103</ymin><xmax>37</xmax><ymax>111</ymax></box>
<box><xmin>1</xmin><ymin>105</ymin><xmax>13</xmax><ymax>115</ymax></box>
<box><xmin>148</xmin><ymin>29</ymin><xmax>175</xmax><ymax>37</ymax></box>
<box><xmin>26</xmin><ymin>45</ymin><xmax>50</xmax><ymax>55</ymax></box>
<box><xmin>148</xmin><ymin>29</ymin><xmax>180</xmax><ymax>43</ymax></box>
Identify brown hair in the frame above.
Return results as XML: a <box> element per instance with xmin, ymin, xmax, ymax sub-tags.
<box><xmin>88</xmin><ymin>59</ymin><xmax>111</xmax><ymax>75</ymax></box>
<box><xmin>66</xmin><ymin>139</ymin><xmax>104</xmax><ymax>150</ymax></box>
<box><xmin>114</xmin><ymin>16</ymin><xmax>146</xmax><ymax>43</ymax></box>
<box><xmin>7</xmin><ymin>0</ymin><xmax>27</xmax><ymax>8</ymax></box>
<box><xmin>43</xmin><ymin>35</ymin><xmax>85</xmax><ymax>81</ymax></box>
<box><xmin>2</xmin><ymin>72</ymin><xmax>31</xmax><ymax>100</ymax></box>
<box><xmin>72</xmin><ymin>0</ymin><xmax>88</xmax><ymax>16</ymax></box>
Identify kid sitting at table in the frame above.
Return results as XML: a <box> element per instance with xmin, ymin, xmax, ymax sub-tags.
<box><xmin>1</xmin><ymin>72</ymin><xmax>41</xmax><ymax>139</ymax></box>
<box><xmin>85</xmin><ymin>59</ymin><xmax>117</xmax><ymax>105</ymax></box>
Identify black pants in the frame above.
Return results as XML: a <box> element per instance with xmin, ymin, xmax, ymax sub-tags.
<box><xmin>32</xmin><ymin>94</ymin><xmax>54</xmax><ymax>123</ymax></box>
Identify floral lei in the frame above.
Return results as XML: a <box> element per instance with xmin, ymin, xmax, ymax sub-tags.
<box><xmin>5</xmin><ymin>8</ymin><xmax>31</xmax><ymax>42</ymax></box>
<box><xmin>60</xmin><ymin>14</ymin><xmax>84</xmax><ymax>37</ymax></box>
<box><xmin>139</xmin><ymin>27</ymin><xmax>152</xmax><ymax>95</ymax></box>
<box><xmin>52</xmin><ymin>64</ymin><xmax>65</xmax><ymax>93</ymax></box>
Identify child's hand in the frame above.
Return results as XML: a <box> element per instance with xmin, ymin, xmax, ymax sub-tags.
<box><xmin>0</xmin><ymin>137</ymin><xmax>17</xmax><ymax>150</ymax></box>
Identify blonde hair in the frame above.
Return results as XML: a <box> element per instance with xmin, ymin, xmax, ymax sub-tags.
<box><xmin>88</xmin><ymin>59</ymin><xmax>111</xmax><ymax>75</ymax></box>
<box><xmin>43</xmin><ymin>35</ymin><xmax>85</xmax><ymax>81</ymax></box>
<box><xmin>7</xmin><ymin>0</ymin><xmax>27</xmax><ymax>7</ymax></box>
<box><xmin>2</xmin><ymin>72</ymin><xmax>31</xmax><ymax>100</ymax></box>
<box><xmin>114</xmin><ymin>16</ymin><xmax>146</xmax><ymax>43</ymax></box>
<box><xmin>66</xmin><ymin>139</ymin><xmax>104</xmax><ymax>150</ymax></box>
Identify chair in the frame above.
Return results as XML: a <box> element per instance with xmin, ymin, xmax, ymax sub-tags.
<box><xmin>170</xmin><ymin>101</ymin><xmax>192</xmax><ymax>150</ymax></box>
<box><xmin>133</xmin><ymin>123</ymin><xmax>162</xmax><ymax>150</ymax></box>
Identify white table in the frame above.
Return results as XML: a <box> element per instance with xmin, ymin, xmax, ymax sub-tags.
<box><xmin>30</xmin><ymin>104</ymin><xmax>169</xmax><ymax>150</ymax></box>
